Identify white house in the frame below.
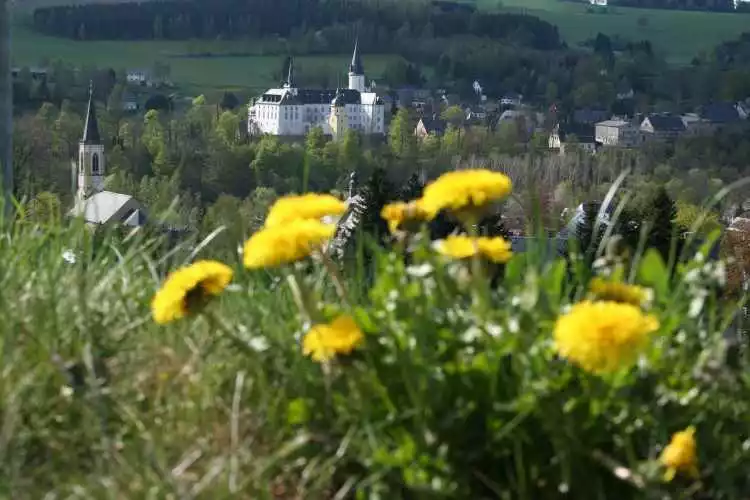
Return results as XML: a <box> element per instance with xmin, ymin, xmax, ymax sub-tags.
<box><xmin>126</xmin><ymin>70</ymin><xmax>150</xmax><ymax>86</ymax></box>
<box><xmin>248</xmin><ymin>41</ymin><xmax>386</xmax><ymax>137</ymax></box>
<box><xmin>595</xmin><ymin>119</ymin><xmax>641</xmax><ymax>147</ymax></box>
<box><xmin>500</xmin><ymin>93</ymin><xmax>523</xmax><ymax>107</ymax></box>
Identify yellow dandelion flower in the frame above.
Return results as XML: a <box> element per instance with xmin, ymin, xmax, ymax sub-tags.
<box><xmin>380</xmin><ymin>200</ymin><xmax>430</xmax><ymax>234</ymax></box>
<box><xmin>589</xmin><ymin>277</ymin><xmax>651</xmax><ymax>306</ymax></box>
<box><xmin>553</xmin><ymin>301</ymin><xmax>659</xmax><ymax>375</ymax></box>
<box><xmin>303</xmin><ymin>315</ymin><xmax>364</xmax><ymax>362</ymax></box>
<box><xmin>435</xmin><ymin>235</ymin><xmax>513</xmax><ymax>264</ymax></box>
<box><xmin>243</xmin><ymin>219</ymin><xmax>335</xmax><ymax>269</ymax></box>
<box><xmin>420</xmin><ymin>169</ymin><xmax>512</xmax><ymax>222</ymax></box>
<box><xmin>265</xmin><ymin>193</ymin><xmax>346</xmax><ymax>227</ymax></box>
<box><xmin>660</xmin><ymin>427</ymin><xmax>699</xmax><ymax>482</ymax></box>
<box><xmin>151</xmin><ymin>260</ymin><xmax>233</xmax><ymax>324</ymax></box>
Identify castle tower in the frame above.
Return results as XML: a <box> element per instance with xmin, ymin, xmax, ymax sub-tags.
<box><xmin>76</xmin><ymin>83</ymin><xmax>105</xmax><ymax>200</ymax></box>
<box><xmin>284</xmin><ymin>57</ymin><xmax>295</xmax><ymax>89</ymax></box>
<box><xmin>348</xmin><ymin>38</ymin><xmax>365</xmax><ymax>92</ymax></box>
<box><xmin>329</xmin><ymin>89</ymin><xmax>347</xmax><ymax>141</ymax></box>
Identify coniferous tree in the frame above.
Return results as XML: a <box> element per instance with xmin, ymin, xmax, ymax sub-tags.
<box><xmin>645</xmin><ymin>187</ymin><xmax>678</xmax><ymax>261</ymax></box>
<box><xmin>358</xmin><ymin>167</ymin><xmax>396</xmax><ymax>245</ymax></box>
<box><xmin>575</xmin><ymin>201</ymin><xmax>603</xmax><ymax>262</ymax></box>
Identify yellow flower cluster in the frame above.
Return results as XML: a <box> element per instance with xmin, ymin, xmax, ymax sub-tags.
<box><xmin>660</xmin><ymin>426</ymin><xmax>699</xmax><ymax>481</ymax></box>
<box><xmin>435</xmin><ymin>235</ymin><xmax>513</xmax><ymax>264</ymax></box>
<box><xmin>589</xmin><ymin>277</ymin><xmax>651</xmax><ymax>306</ymax></box>
<box><xmin>151</xmin><ymin>260</ymin><xmax>233</xmax><ymax>324</ymax></box>
<box><xmin>553</xmin><ymin>301</ymin><xmax>659</xmax><ymax>375</ymax></box>
<box><xmin>380</xmin><ymin>200</ymin><xmax>430</xmax><ymax>234</ymax></box>
<box><xmin>243</xmin><ymin>219</ymin><xmax>335</xmax><ymax>269</ymax></box>
<box><xmin>379</xmin><ymin>169</ymin><xmax>514</xmax><ymax>263</ymax></box>
<box><xmin>264</xmin><ymin>193</ymin><xmax>346</xmax><ymax>227</ymax></box>
<box><xmin>380</xmin><ymin>169</ymin><xmax>513</xmax><ymax>235</ymax></box>
<box><xmin>420</xmin><ymin>169</ymin><xmax>512</xmax><ymax>222</ymax></box>
<box><xmin>243</xmin><ymin>193</ymin><xmax>342</xmax><ymax>269</ymax></box>
<box><xmin>303</xmin><ymin>315</ymin><xmax>364</xmax><ymax>362</ymax></box>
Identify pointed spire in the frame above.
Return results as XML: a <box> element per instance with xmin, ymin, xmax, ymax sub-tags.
<box><xmin>286</xmin><ymin>57</ymin><xmax>295</xmax><ymax>87</ymax></box>
<box><xmin>349</xmin><ymin>36</ymin><xmax>363</xmax><ymax>75</ymax></box>
<box><xmin>82</xmin><ymin>81</ymin><xmax>101</xmax><ymax>145</ymax></box>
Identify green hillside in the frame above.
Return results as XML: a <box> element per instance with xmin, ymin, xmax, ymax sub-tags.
<box><xmin>10</xmin><ymin>22</ymin><xmax>400</xmax><ymax>94</ymax></box>
<box><xmin>484</xmin><ymin>0</ymin><xmax>750</xmax><ymax>62</ymax></box>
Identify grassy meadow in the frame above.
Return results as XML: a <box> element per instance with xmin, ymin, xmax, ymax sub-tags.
<box><xmin>483</xmin><ymin>0</ymin><xmax>750</xmax><ymax>63</ymax></box>
<box><xmin>1</xmin><ymin>173</ymin><xmax>749</xmax><ymax>497</ymax></box>
<box><xmin>10</xmin><ymin>22</ymin><xmax>401</xmax><ymax>94</ymax></box>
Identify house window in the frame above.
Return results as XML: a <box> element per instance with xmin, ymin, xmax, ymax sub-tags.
<box><xmin>92</xmin><ymin>153</ymin><xmax>100</xmax><ymax>175</ymax></box>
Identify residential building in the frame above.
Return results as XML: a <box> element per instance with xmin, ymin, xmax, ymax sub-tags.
<box><xmin>640</xmin><ymin>114</ymin><xmax>686</xmax><ymax>141</ymax></box>
<box><xmin>701</xmin><ymin>102</ymin><xmax>742</xmax><ymax>126</ymax></box>
<box><xmin>681</xmin><ymin>113</ymin><xmax>715</xmax><ymax>136</ymax></box>
<box><xmin>595</xmin><ymin>119</ymin><xmax>640</xmax><ymax>147</ymax></box>
<box><xmin>549</xmin><ymin>123</ymin><xmax>598</xmax><ymax>154</ymax></box>
<box><xmin>247</xmin><ymin>41</ymin><xmax>386</xmax><ymax>137</ymax></box>
<box><xmin>415</xmin><ymin>116</ymin><xmax>447</xmax><ymax>139</ymax></box>
<box><xmin>68</xmin><ymin>86</ymin><xmax>147</xmax><ymax>227</ymax></box>
<box><xmin>121</xmin><ymin>92</ymin><xmax>139</xmax><ymax>112</ymax></box>
<box><xmin>737</xmin><ymin>101</ymin><xmax>750</xmax><ymax>120</ymax></box>
<box><xmin>464</xmin><ymin>105</ymin><xmax>487</xmax><ymax>123</ymax></box>
<box><xmin>126</xmin><ymin>70</ymin><xmax>150</xmax><ymax>86</ymax></box>
<box><xmin>500</xmin><ymin>93</ymin><xmax>523</xmax><ymax>107</ymax></box>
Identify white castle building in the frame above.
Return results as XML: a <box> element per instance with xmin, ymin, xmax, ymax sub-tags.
<box><xmin>248</xmin><ymin>41</ymin><xmax>386</xmax><ymax>139</ymax></box>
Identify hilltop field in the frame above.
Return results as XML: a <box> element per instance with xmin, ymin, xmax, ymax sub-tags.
<box><xmin>484</xmin><ymin>0</ymin><xmax>750</xmax><ymax>62</ymax></box>
<box><xmin>10</xmin><ymin>22</ymin><xmax>401</xmax><ymax>95</ymax></box>
<box><xmin>10</xmin><ymin>0</ymin><xmax>750</xmax><ymax>90</ymax></box>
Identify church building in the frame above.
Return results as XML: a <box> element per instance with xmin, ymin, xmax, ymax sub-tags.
<box><xmin>248</xmin><ymin>40</ymin><xmax>386</xmax><ymax>138</ymax></box>
<box><xmin>69</xmin><ymin>86</ymin><xmax>147</xmax><ymax>227</ymax></box>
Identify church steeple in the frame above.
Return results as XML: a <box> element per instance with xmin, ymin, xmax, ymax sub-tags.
<box><xmin>348</xmin><ymin>38</ymin><xmax>366</xmax><ymax>92</ymax></box>
<box><xmin>76</xmin><ymin>82</ymin><xmax>105</xmax><ymax>200</ymax></box>
<box><xmin>82</xmin><ymin>82</ymin><xmax>101</xmax><ymax>145</ymax></box>
<box><xmin>286</xmin><ymin>57</ymin><xmax>295</xmax><ymax>88</ymax></box>
<box><xmin>349</xmin><ymin>37</ymin><xmax>364</xmax><ymax>75</ymax></box>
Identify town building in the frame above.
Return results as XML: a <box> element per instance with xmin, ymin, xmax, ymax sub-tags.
<box><xmin>549</xmin><ymin>123</ymin><xmax>598</xmax><ymax>154</ymax></box>
<box><xmin>68</xmin><ymin>86</ymin><xmax>147</xmax><ymax>227</ymax></box>
<box><xmin>640</xmin><ymin>114</ymin><xmax>686</xmax><ymax>142</ymax></box>
<box><xmin>500</xmin><ymin>93</ymin><xmax>523</xmax><ymax>108</ymax></box>
<box><xmin>595</xmin><ymin>119</ymin><xmax>641</xmax><ymax>147</ymax></box>
<box><xmin>248</xmin><ymin>41</ymin><xmax>386</xmax><ymax>138</ymax></box>
<box><xmin>415</xmin><ymin>116</ymin><xmax>447</xmax><ymax>139</ymax></box>
<box><xmin>701</xmin><ymin>102</ymin><xmax>743</xmax><ymax>126</ymax></box>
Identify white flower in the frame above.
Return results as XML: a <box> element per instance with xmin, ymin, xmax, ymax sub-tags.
<box><xmin>461</xmin><ymin>326</ymin><xmax>482</xmax><ymax>343</ymax></box>
<box><xmin>62</xmin><ymin>250</ymin><xmax>77</xmax><ymax>264</ymax></box>
<box><xmin>485</xmin><ymin>323</ymin><xmax>504</xmax><ymax>338</ymax></box>
<box><xmin>689</xmin><ymin>295</ymin><xmax>706</xmax><ymax>318</ymax></box>
<box><xmin>248</xmin><ymin>336</ymin><xmax>270</xmax><ymax>352</ymax></box>
<box><xmin>406</xmin><ymin>263</ymin><xmax>433</xmax><ymax>278</ymax></box>
<box><xmin>507</xmin><ymin>317</ymin><xmax>520</xmax><ymax>334</ymax></box>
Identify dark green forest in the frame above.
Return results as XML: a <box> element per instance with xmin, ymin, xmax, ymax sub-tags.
<box><xmin>31</xmin><ymin>0</ymin><xmax>560</xmax><ymax>50</ymax></box>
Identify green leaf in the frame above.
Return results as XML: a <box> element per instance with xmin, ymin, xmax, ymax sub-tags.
<box><xmin>543</xmin><ymin>259</ymin><xmax>567</xmax><ymax>307</ymax></box>
<box><xmin>286</xmin><ymin>398</ymin><xmax>310</xmax><ymax>426</ymax></box>
<box><xmin>638</xmin><ymin>249</ymin><xmax>668</xmax><ymax>298</ymax></box>
<box><xmin>504</xmin><ymin>252</ymin><xmax>527</xmax><ymax>286</ymax></box>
